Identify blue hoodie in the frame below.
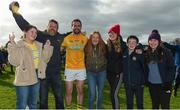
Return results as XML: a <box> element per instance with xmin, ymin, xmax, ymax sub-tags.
<box><xmin>163</xmin><ymin>42</ymin><xmax>180</xmax><ymax>68</ymax></box>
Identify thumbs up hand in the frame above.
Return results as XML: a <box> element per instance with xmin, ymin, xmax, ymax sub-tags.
<box><xmin>45</xmin><ymin>39</ymin><xmax>51</xmax><ymax>46</ymax></box>
<box><xmin>9</xmin><ymin>33</ymin><xmax>15</xmax><ymax>44</ymax></box>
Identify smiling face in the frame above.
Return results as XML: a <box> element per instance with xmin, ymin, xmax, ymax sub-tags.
<box><xmin>25</xmin><ymin>27</ymin><xmax>37</xmax><ymax>42</ymax></box>
<box><xmin>108</xmin><ymin>31</ymin><xmax>118</xmax><ymax>42</ymax></box>
<box><xmin>92</xmin><ymin>33</ymin><xmax>100</xmax><ymax>46</ymax></box>
<box><xmin>72</xmin><ymin>21</ymin><xmax>82</xmax><ymax>35</ymax></box>
<box><xmin>47</xmin><ymin>21</ymin><xmax>58</xmax><ymax>36</ymax></box>
<box><xmin>127</xmin><ymin>38</ymin><xmax>138</xmax><ymax>50</ymax></box>
<box><xmin>148</xmin><ymin>39</ymin><xmax>159</xmax><ymax>50</ymax></box>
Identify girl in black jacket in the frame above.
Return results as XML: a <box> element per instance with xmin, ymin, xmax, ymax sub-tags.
<box><xmin>145</xmin><ymin>30</ymin><xmax>175</xmax><ymax>109</ymax></box>
<box><xmin>106</xmin><ymin>24</ymin><xmax>126</xmax><ymax>109</ymax></box>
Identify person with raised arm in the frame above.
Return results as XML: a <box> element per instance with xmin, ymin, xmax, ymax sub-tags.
<box><xmin>9</xmin><ymin>2</ymin><xmax>70</xmax><ymax>109</ymax></box>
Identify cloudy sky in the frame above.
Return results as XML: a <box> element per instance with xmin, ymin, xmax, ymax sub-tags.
<box><xmin>0</xmin><ymin>0</ymin><xmax>179</xmax><ymax>46</ymax></box>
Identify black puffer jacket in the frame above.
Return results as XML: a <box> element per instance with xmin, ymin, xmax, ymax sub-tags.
<box><xmin>145</xmin><ymin>48</ymin><xmax>175</xmax><ymax>84</ymax></box>
<box><xmin>107</xmin><ymin>37</ymin><xmax>126</xmax><ymax>76</ymax></box>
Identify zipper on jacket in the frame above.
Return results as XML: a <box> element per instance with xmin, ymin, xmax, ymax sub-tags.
<box><xmin>93</xmin><ymin>46</ymin><xmax>98</xmax><ymax>70</ymax></box>
<box><xmin>127</xmin><ymin>53</ymin><xmax>131</xmax><ymax>85</ymax></box>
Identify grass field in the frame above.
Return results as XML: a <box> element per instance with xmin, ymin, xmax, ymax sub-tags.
<box><xmin>0</xmin><ymin>66</ymin><xmax>180</xmax><ymax>109</ymax></box>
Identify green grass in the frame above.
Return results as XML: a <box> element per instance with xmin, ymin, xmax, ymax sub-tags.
<box><xmin>0</xmin><ymin>66</ymin><xmax>180</xmax><ymax>109</ymax></box>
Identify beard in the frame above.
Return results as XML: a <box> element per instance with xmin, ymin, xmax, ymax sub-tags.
<box><xmin>73</xmin><ymin>29</ymin><xmax>81</xmax><ymax>35</ymax></box>
<box><xmin>48</xmin><ymin>29</ymin><xmax>57</xmax><ymax>36</ymax></box>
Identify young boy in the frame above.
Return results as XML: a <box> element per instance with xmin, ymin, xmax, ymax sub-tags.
<box><xmin>122</xmin><ymin>35</ymin><xmax>146</xmax><ymax>109</ymax></box>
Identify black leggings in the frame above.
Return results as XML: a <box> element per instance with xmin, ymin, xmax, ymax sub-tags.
<box><xmin>149</xmin><ymin>83</ymin><xmax>171</xmax><ymax>109</ymax></box>
<box><xmin>107</xmin><ymin>73</ymin><xmax>123</xmax><ymax>109</ymax></box>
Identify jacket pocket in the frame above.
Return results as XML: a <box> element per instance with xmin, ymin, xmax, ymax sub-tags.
<box><xmin>16</xmin><ymin>68</ymin><xmax>29</xmax><ymax>82</ymax></box>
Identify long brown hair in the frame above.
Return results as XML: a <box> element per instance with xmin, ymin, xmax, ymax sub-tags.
<box><xmin>23</xmin><ymin>25</ymin><xmax>37</xmax><ymax>38</ymax></box>
<box><xmin>145</xmin><ymin>42</ymin><xmax>164</xmax><ymax>63</ymax></box>
<box><xmin>85</xmin><ymin>31</ymin><xmax>107</xmax><ymax>58</ymax></box>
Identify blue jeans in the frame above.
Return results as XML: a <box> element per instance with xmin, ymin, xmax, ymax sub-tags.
<box><xmin>16</xmin><ymin>82</ymin><xmax>40</xmax><ymax>109</ymax></box>
<box><xmin>39</xmin><ymin>70</ymin><xmax>64</xmax><ymax>109</ymax></box>
<box><xmin>87</xmin><ymin>70</ymin><xmax>106</xmax><ymax>109</ymax></box>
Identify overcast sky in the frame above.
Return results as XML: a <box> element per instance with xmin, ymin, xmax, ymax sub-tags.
<box><xmin>0</xmin><ymin>0</ymin><xmax>179</xmax><ymax>46</ymax></box>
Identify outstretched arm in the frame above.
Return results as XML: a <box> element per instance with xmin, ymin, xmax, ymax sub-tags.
<box><xmin>57</xmin><ymin>32</ymin><xmax>72</xmax><ymax>45</ymax></box>
<box><xmin>163</xmin><ymin>42</ymin><xmax>180</xmax><ymax>51</ymax></box>
<box><xmin>9</xmin><ymin>1</ymin><xmax>30</xmax><ymax>31</ymax></box>
<box><xmin>12</xmin><ymin>13</ymin><xmax>30</xmax><ymax>31</ymax></box>
<box><xmin>166</xmin><ymin>50</ymin><xmax>176</xmax><ymax>83</ymax></box>
<box><xmin>9</xmin><ymin>1</ymin><xmax>44</xmax><ymax>43</ymax></box>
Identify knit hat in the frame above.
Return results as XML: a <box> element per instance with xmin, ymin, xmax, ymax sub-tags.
<box><xmin>151</xmin><ymin>29</ymin><xmax>159</xmax><ymax>34</ymax></box>
<box><xmin>148</xmin><ymin>29</ymin><xmax>161</xmax><ymax>42</ymax></box>
<box><xmin>108</xmin><ymin>24</ymin><xmax>120</xmax><ymax>35</ymax></box>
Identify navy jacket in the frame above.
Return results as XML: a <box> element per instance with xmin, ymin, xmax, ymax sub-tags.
<box><xmin>147</xmin><ymin>48</ymin><xmax>175</xmax><ymax>84</ymax></box>
<box><xmin>163</xmin><ymin>42</ymin><xmax>180</xmax><ymax>67</ymax></box>
<box><xmin>0</xmin><ymin>52</ymin><xmax>5</xmax><ymax>64</ymax></box>
<box><xmin>122</xmin><ymin>49</ymin><xmax>146</xmax><ymax>86</ymax></box>
<box><xmin>12</xmin><ymin>13</ymin><xmax>70</xmax><ymax>73</ymax></box>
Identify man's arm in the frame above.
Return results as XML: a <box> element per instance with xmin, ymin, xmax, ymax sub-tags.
<box><xmin>9</xmin><ymin>1</ymin><xmax>30</xmax><ymax>31</ymax></box>
<box><xmin>9</xmin><ymin>1</ymin><xmax>45</xmax><ymax>43</ymax></box>
<box><xmin>165</xmin><ymin>49</ymin><xmax>176</xmax><ymax>83</ymax></box>
<box><xmin>60</xmin><ymin>37</ymin><xmax>67</xmax><ymax>52</ymax></box>
<box><xmin>12</xmin><ymin>13</ymin><xmax>30</xmax><ymax>31</ymax></box>
<box><xmin>58</xmin><ymin>32</ymin><xmax>71</xmax><ymax>43</ymax></box>
<box><xmin>163</xmin><ymin>42</ymin><xmax>180</xmax><ymax>51</ymax></box>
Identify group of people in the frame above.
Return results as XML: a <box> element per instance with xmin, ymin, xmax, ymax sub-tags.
<box><xmin>7</xmin><ymin>1</ymin><xmax>179</xmax><ymax>109</ymax></box>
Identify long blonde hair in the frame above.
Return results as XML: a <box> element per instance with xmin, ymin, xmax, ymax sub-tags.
<box><xmin>107</xmin><ymin>35</ymin><xmax>123</xmax><ymax>53</ymax></box>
